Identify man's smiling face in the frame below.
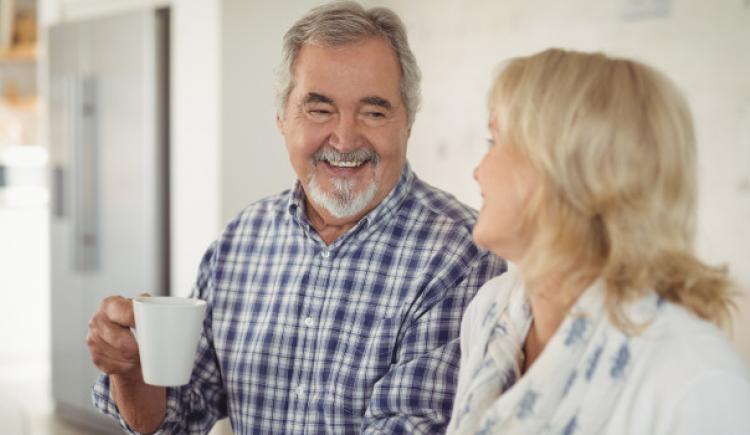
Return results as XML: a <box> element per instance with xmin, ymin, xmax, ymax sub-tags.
<box><xmin>277</xmin><ymin>37</ymin><xmax>410</xmax><ymax>222</ymax></box>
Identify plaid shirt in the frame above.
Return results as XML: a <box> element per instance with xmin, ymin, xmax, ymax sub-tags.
<box><xmin>93</xmin><ymin>163</ymin><xmax>505</xmax><ymax>434</ymax></box>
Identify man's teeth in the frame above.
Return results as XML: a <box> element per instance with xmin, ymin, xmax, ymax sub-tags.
<box><xmin>327</xmin><ymin>160</ymin><xmax>365</xmax><ymax>168</ymax></box>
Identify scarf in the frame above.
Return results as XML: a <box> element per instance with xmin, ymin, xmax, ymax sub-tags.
<box><xmin>447</xmin><ymin>265</ymin><xmax>661</xmax><ymax>435</ymax></box>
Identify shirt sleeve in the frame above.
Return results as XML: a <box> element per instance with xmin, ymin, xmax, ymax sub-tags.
<box><xmin>91</xmin><ymin>242</ymin><xmax>228</xmax><ymax>434</ymax></box>
<box><xmin>360</xmin><ymin>252</ymin><xmax>505</xmax><ymax>434</ymax></box>
<box><xmin>661</xmin><ymin>371</ymin><xmax>750</xmax><ymax>435</ymax></box>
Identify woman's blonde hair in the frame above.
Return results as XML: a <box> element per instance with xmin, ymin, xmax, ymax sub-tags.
<box><xmin>489</xmin><ymin>48</ymin><xmax>734</xmax><ymax>329</ymax></box>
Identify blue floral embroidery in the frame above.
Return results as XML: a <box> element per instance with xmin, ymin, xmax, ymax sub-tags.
<box><xmin>562</xmin><ymin>415</ymin><xmax>578</xmax><ymax>435</ymax></box>
<box><xmin>585</xmin><ymin>343</ymin><xmax>604</xmax><ymax>381</ymax></box>
<box><xmin>610</xmin><ymin>341</ymin><xmax>631</xmax><ymax>380</ymax></box>
<box><xmin>471</xmin><ymin>357</ymin><xmax>494</xmax><ymax>379</ymax></box>
<box><xmin>517</xmin><ymin>389</ymin><xmax>539</xmax><ymax>419</ymax></box>
<box><xmin>565</xmin><ymin>317</ymin><xmax>588</xmax><ymax>346</ymax></box>
<box><xmin>477</xmin><ymin>416</ymin><xmax>500</xmax><ymax>435</ymax></box>
<box><xmin>483</xmin><ymin>302</ymin><xmax>498</xmax><ymax>327</ymax></box>
<box><xmin>493</xmin><ymin>321</ymin><xmax>509</xmax><ymax>336</ymax></box>
<box><xmin>500</xmin><ymin>366</ymin><xmax>517</xmax><ymax>393</ymax></box>
<box><xmin>455</xmin><ymin>391</ymin><xmax>473</xmax><ymax>427</ymax></box>
<box><xmin>656</xmin><ymin>295</ymin><xmax>666</xmax><ymax>309</ymax></box>
<box><xmin>561</xmin><ymin>370</ymin><xmax>578</xmax><ymax>398</ymax></box>
<box><xmin>522</xmin><ymin>301</ymin><xmax>531</xmax><ymax>317</ymax></box>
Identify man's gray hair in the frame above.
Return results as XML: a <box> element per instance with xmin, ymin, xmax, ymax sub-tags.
<box><xmin>275</xmin><ymin>1</ymin><xmax>421</xmax><ymax>127</ymax></box>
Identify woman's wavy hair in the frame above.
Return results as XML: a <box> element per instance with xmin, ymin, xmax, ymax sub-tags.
<box><xmin>489</xmin><ymin>48</ymin><xmax>734</xmax><ymax>329</ymax></box>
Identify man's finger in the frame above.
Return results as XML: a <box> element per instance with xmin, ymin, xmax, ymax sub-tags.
<box><xmin>101</xmin><ymin>295</ymin><xmax>135</xmax><ymax>327</ymax></box>
<box><xmin>90</xmin><ymin>347</ymin><xmax>140</xmax><ymax>375</ymax></box>
<box><xmin>97</xmin><ymin>322</ymin><xmax>138</xmax><ymax>354</ymax></box>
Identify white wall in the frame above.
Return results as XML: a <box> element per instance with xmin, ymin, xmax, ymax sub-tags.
<box><xmin>170</xmin><ymin>0</ymin><xmax>221</xmax><ymax>296</ymax></box>
<box><xmin>219</xmin><ymin>0</ymin><xmax>310</xmax><ymax>224</ymax></box>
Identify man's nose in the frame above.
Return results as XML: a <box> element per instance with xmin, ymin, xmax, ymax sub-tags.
<box><xmin>328</xmin><ymin>114</ymin><xmax>361</xmax><ymax>151</ymax></box>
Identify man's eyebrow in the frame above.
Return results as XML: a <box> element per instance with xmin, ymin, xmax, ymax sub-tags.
<box><xmin>360</xmin><ymin>96</ymin><xmax>392</xmax><ymax>110</ymax></box>
<box><xmin>303</xmin><ymin>92</ymin><xmax>334</xmax><ymax>104</ymax></box>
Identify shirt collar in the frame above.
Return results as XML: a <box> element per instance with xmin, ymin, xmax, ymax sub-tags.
<box><xmin>363</xmin><ymin>161</ymin><xmax>414</xmax><ymax>227</ymax></box>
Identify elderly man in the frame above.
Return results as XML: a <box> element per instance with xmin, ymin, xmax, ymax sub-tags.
<box><xmin>87</xmin><ymin>2</ymin><xmax>504</xmax><ymax>433</ymax></box>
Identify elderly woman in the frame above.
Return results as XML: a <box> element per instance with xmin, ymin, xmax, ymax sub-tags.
<box><xmin>447</xmin><ymin>49</ymin><xmax>750</xmax><ymax>434</ymax></box>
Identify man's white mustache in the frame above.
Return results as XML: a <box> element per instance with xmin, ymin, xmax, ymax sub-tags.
<box><xmin>313</xmin><ymin>147</ymin><xmax>380</xmax><ymax>165</ymax></box>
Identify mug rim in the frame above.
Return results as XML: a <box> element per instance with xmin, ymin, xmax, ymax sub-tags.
<box><xmin>133</xmin><ymin>296</ymin><xmax>207</xmax><ymax>307</ymax></box>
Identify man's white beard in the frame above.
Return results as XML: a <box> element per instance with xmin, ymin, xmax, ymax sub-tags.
<box><xmin>307</xmin><ymin>173</ymin><xmax>378</xmax><ymax>219</ymax></box>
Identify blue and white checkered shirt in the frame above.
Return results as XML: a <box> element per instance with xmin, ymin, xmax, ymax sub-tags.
<box><xmin>93</xmin><ymin>163</ymin><xmax>505</xmax><ymax>434</ymax></box>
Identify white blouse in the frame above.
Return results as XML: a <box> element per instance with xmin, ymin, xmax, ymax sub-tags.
<box><xmin>448</xmin><ymin>265</ymin><xmax>750</xmax><ymax>434</ymax></box>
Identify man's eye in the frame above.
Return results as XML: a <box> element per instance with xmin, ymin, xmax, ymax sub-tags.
<box><xmin>367</xmin><ymin>112</ymin><xmax>385</xmax><ymax>118</ymax></box>
<box><xmin>306</xmin><ymin>108</ymin><xmax>333</xmax><ymax>121</ymax></box>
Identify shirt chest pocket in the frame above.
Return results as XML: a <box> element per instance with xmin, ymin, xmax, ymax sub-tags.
<box><xmin>322</xmin><ymin>309</ymin><xmax>401</xmax><ymax>416</ymax></box>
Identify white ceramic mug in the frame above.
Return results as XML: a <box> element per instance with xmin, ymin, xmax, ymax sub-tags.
<box><xmin>132</xmin><ymin>296</ymin><xmax>207</xmax><ymax>386</ymax></box>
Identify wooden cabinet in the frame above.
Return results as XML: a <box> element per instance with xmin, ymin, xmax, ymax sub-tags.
<box><xmin>0</xmin><ymin>0</ymin><xmax>38</xmax><ymax>142</ymax></box>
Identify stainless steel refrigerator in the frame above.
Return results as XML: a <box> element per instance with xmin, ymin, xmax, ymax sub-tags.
<box><xmin>48</xmin><ymin>8</ymin><xmax>169</xmax><ymax>432</ymax></box>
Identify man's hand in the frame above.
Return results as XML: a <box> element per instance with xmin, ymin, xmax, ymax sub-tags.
<box><xmin>87</xmin><ymin>295</ymin><xmax>141</xmax><ymax>380</ymax></box>
<box><xmin>87</xmin><ymin>294</ymin><xmax>167</xmax><ymax>433</ymax></box>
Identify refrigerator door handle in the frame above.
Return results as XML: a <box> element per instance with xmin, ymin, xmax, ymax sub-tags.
<box><xmin>72</xmin><ymin>76</ymin><xmax>99</xmax><ymax>273</ymax></box>
<box><xmin>49</xmin><ymin>77</ymin><xmax>69</xmax><ymax>219</ymax></box>
<box><xmin>52</xmin><ymin>166</ymin><xmax>65</xmax><ymax>218</ymax></box>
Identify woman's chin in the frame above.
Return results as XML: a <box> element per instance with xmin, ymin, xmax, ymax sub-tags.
<box><xmin>472</xmin><ymin>229</ymin><xmax>524</xmax><ymax>263</ymax></box>
<box><xmin>472</xmin><ymin>226</ymin><xmax>492</xmax><ymax>251</ymax></box>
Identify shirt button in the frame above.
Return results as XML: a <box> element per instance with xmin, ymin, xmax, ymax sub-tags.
<box><xmin>320</xmin><ymin>250</ymin><xmax>330</xmax><ymax>258</ymax></box>
<box><xmin>296</xmin><ymin>385</ymin><xmax>305</xmax><ymax>397</ymax></box>
<box><xmin>304</xmin><ymin>317</ymin><xmax>315</xmax><ymax>327</ymax></box>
